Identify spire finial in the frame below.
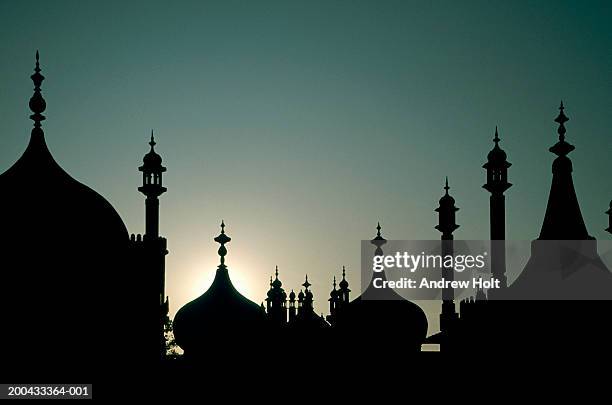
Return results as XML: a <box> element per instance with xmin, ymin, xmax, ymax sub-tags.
<box><xmin>342</xmin><ymin>265</ymin><xmax>346</xmax><ymax>279</ymax></box>
<box><xmin>275</xmin><ymin>265</ymin><xmax>279</xmax><ymax>279</ymax></box>
<box><xmin>554</xmin><ymin>100</ymin><xmax>569</xmax><ymax>141</ymax></box>
<box><xmin>550</xmin><ymin>101</ymin><xmax>574</xmax><ymax>157</ymax></box>
<box><xmin>303</xmin><ymin>274</ymin><xmax>311</xmax><ymax>290</ymax></box>
<box><xmin>333</xmin><ymin>276</ymin><xmax>337</xmax><ymax>289</ymax></box>
<box><xmin>29</xmin><ymin>50</ymin><xmax>46</xmax><ymax>130</ymax></box>
<box><xmin>493</xmin><ymin>126</ymin><xmax>500</xmax><ymax>146</ymax></box>
<box><xmin>376</xmin><ymin>222</ymin><xmax>381</xmax><ymax>237</ymax></box>
<box><xmin>444</xmin><ymin>177</ymin><xmax>450</xmax><ymax>195</ymax></box>
<box><xmin>149</xmin><ymin>130</ymin><xmax>156</xmax><ymax>149</ymax></box>
<box><xmin>214</xmin><ymin>220</ymin><xmax>231</xmax><ymax>267</ymax></box>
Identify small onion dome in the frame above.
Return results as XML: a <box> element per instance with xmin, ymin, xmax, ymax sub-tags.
<box><xmin>142</xmin><ymin>132</ymin><xmax>163</xmax><ymax>168</ymax></box>
<box><xmin>339</xmin><ymin>266</ymin><xmax>349</xmax><ymax>290</ymax></box>
<box><xmin>289</xmin><ymin>289</ymin><xmax>296</xmax><ymax>301</ymax></box>
<box><xmin>298</xmin><ymin>290</ymin><xmax>305</xmax><ymax>300</ymax></box>
<box><xmin>271</xmin><ymin>266</ymin><xmax>282</xmax><ymax>289</ymax></box>
<box><xmin>438</xmin><ymin>177</ymin><xmax>455</xmax><ymax>206</ymax></box>
<box><xmin>487</xmin><ymin>127</ymin><xmax>507</xmax><ymax>163</ymax></box>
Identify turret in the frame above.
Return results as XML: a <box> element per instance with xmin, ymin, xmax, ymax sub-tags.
<box><xmin>435</xmin><ymin>178</ymin><xmax>459</xmax><ymax>336</ymax></box>
<box><xmin>483</xmin><ymin>127</ymin><xmax>511</xmax><ymax>290</ymax></box>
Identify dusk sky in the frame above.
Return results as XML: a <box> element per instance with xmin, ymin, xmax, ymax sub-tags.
<box><xmin>1</xmin><ymin>1</ymin><xmax>610</xmax><ymax>335</ymax></box>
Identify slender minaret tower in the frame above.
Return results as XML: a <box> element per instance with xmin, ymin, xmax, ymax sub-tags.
<box><xmin>137</xmin><ymin>131</ymin><xmax>169</xmax><ymax>359</ymax></box>
<box><xmin>483</xmin><ymin>127</ymin><xmax>511</xmax><ymax>292</ymax></box>
<box><xmin>606</xmin><ymin>201</ymin><xmax>612</xmax><ymax>235</ymax></box>
<box><xmin>435</xmin><ymin>178</ymin><xmax>459</xmax><ymax>335</ymax></box>
<box><xmin>288</xmin><ymin>289</ymin><xmax>297</xmax><ymax>323</ymax></box>
<box><xmin>338</xmin><ymin>266</ymin><xmax>350</xmax><ymax>306</ymax></box>
<box><xmin>328</xmin><ymin>276</ymin><xmax>339</xmax><ymax>324</ymax></box>
<box><xmin>265</xmin><ymin>266</ymin><xmax>288</xmax><ymax>326</ymax></box>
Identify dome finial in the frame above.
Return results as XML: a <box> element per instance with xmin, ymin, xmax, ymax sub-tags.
<box><xmin>29</xmin><ymin>50</ymin><xmax>46</xmax><ymax>130</ymax></box>
<box><xmin>214</xmin><ymin>220</ymin><xmax>231</xmax><ymax>268</ymax></box>
<box><xmin>444</xmin><ymin>177</ymin><xmax>450</xmax><ymax>195</ymax></box>
<box><xmin>303</xmin><ymin>274</ymin><xmax>311</xmax><ymax>290</ymax></box>
<box><xmin>333</xmin><ymin>276</ymin><xmax>337</xmax><ymax>289</ymax></box>
<box><xmin>493</xmin><ymin>126</ymin><xmax>500</xmax><ymax>146</ymax></box>
<box><xmin>149</xmin><ymin>130</ymin><xmax>156</xmax><ymax>149</ymax></box>
<box><xmin>554</xmin><ymin>100</ymin><xmax>569</xmax><ymax>142</ymax></box>
<box><xmin>342</xmin><ymin>265</ymin><xmax>346</xmax><ymax>279</ymax></box>
<box><xmin>376</xmin><ymin>222</ymin><xmax>381</xmax><ymax>237</ymax></box>
<box><xmin>550</xmin><ymin>101</ymin><xmax>574</xmax><ymax>157</ymax></box>
<box><xmin>275</xmin><ymin>265</ymin><xmax>279</xmax><ymax>279</ymax></box>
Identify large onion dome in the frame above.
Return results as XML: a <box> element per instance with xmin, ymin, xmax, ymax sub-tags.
<box><xmin>173</xmin><ymin>222</ymin><xmax>267</xmax><ymax>358</ymax></box>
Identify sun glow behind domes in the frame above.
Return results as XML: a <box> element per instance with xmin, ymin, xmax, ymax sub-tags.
<box><xmin>186</xmin><ymin>256</ymin><xmax>263</xmax><ymax>306</ymax></box>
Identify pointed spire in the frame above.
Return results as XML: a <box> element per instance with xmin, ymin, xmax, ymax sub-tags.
<box><xmin>493</xmin><ymin>126</ymin><xmax>500</xmax><ymax>146</ymax></box>
<box><xmin>275</xmin><ymin>265</ymin><xmax>279</xmax><ymax>279</ymax></box>
<box><xmin>444</xmin><ymin>176</ymin><xmax>450</xmax><ymax>195</ymax></box>
<box><xmin>332</xmin><ymin>276</ymin><xmax>337</xmax><ymax>289</ymax></box>
<box><xmin>376</xmin><ymin>222</ymin><xmax>382</xmax><ymax>237</ymax></box>
<box><xmin>29</xmin><ymin>50</ymin><xmax>46</xmax><ymax>131</ymax></box>
<box><xmin>149</xmin><ymin>130</ymin><xmax>156</xmax><ymax>150</ymax></box>
<box><xmin>214</xmin><ymin>220</ymin><xmax>231</xmax><ymax>268</ymax></box>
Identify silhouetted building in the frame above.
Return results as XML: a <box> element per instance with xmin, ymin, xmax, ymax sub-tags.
<box><xmin>130</xmin><ymin>132</ymin><xmax>169</xmax><ymax>360</ymax></box>
<box><xmin>334</xmin><ymin>223</ymin><xmax>428</xmax><ymax>352</ymax></box>
<box><xmin>504</xmin><ymin>103</ymin><xmax>612</xmax><ymax>299</ymax></box>
<box><xmin>327</xmin><ymin>266</ymin><xmax>350</xmax><ymax>326</ymax></box>
<box><xmin>289</xmin><ymin>275</ymin><xmax>330</xmax><ymax>329</ymax></box>
<box><xmin>0</xmin><ymin>53</ymin><xmax>158</xmax><ymax>379</ymax></box>
<box><xmin>435</xmin><ymin>178</ymin><xmax>459</xmax><ymax>337</ymax></box>
<box><xmin>483</xmin><ymin>127</ymin><xmax>511</xmax><ymax>292</ymax></box>
<box><xmin>172</xmin><ymin>222</ymin><xmax>267</xmax><ymax>359</ymax></box>
<box><xmin>265</xmin><ymin>266</ymin><xmax>288</xmax><ymax>326</ymax></box>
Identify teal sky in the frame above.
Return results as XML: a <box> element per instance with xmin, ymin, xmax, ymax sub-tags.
<box><xmin>1</xmin><ymin>0</ymin><xmax>610</xmax><ymax>335</ymax></box>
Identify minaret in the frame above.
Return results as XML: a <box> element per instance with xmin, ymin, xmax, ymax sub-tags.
<box><xmin>137</xmin><ymin>131</ymin><xmax>169</xmax><ymax>359</ymax></box>
<box><xmin>338</xmin><ymin>266</ymin><xmax>350</xmax><ymax>304</ymax></box>
<box><xmin>288</xmin><ymin>289</ymin><xmax>297</xmax><ymax>323</ymax></box>
<box><xmin>265</xmin><ymin>266</ymin><xmax>288</xmax><ymax>326</ymax></box>
<box><xmin>606</xmin><ymin>201</ymin><xmax>612</xmax><ymax>235</ymax></box>
<box><xmin>539</xmin><ymin>102</ymin><xmax>591</xmax><ymax>240</ymax></box>
<box><xmin>483</xmin><ymin>127</ymin><xmax>511</xmax><ymax>291</ymax></box>
<box><xmin>435</xmin><ymin>178</ymin><xmax>459</xmax><ymax>334</ymax></box>
<box><xmin>327</xmin><ymin>276</ymin><xmax>339</xmax><ymax>324</ymax></box>
<box><xmin>139</xmin><ymin>131</ymin><xmax>167</xmax><ymax>239</ymax></box>
<box><xmin>301</xmin><ymin>275</ymin><xmax>314</xmax><ymax>315</ymax></box>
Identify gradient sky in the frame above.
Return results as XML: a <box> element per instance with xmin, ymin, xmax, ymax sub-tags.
<box><xmin>1</xmin><ymin>0</ymin><xmax>610</xmax><ymax>335</ymax></box>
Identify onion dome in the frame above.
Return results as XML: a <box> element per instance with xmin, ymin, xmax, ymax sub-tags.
<box><xmin>0</xmin><ymin>52</ymin><xmax>133</xmax><ymax>371</ymax></box>
<box><xmin>142</xmin><ymin>131</ymin><xmax>163</xmax><ymax>168</ymax></box>
<box><xmin>336</xmin><ymin>223</ymin><xmax>428</xmax><ymax>350</ymax></box>
<box><xmin>486</xmin><ymin>127</ymin><xmax>508</xmax><ymax>163</ymax></box>
<box><xmin>289</xmin><ymin>289</ymin><xmax>296</xmax><ymax>301</ymax></box>
<box><xmin>271</xmin><ymin>265</ymin><xmax>282</xmax><ymax>289</ymax></box>
<box><xmin>173</xmin><ymin>221</ymin><xmax>266</xmax><ymax>357</ymax></box>
<box><xmin>438</xmin><ymin>177</ymin><xmax>455</xmax><ymax>206</ymax></box>
<box><xmin>329</xmin><ymin>276</ymin><xmax>338</xmax><ymax>299</ymax></box>
<box><xmin>338</xmin><ymin>266</ymin><xmax>349</xmax><ymax>290</ymax></box>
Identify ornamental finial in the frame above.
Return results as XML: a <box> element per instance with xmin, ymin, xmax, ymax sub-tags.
<box><xmin>150</xmin><ymin>130</ymin><xmax>156</xmax><ymax>149</ymax></box>
<box><xmin>214</xmin><ymin>220</ymin><xmax>231</xmax><ymax>267</ymax></box>
<box><xmin>444</xmin><ymin>176</ymin><xmax>450</xmax><ymax>194</ymax></box>
<box><xmin>29</xmin><ymin>50</ymin><xmax>46</xmax><ymax>130</ymax></box>
<box><xmin>493</xmin><ymin>126</ymin><xmax>500</xmax><ymax>146</ymax></box>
